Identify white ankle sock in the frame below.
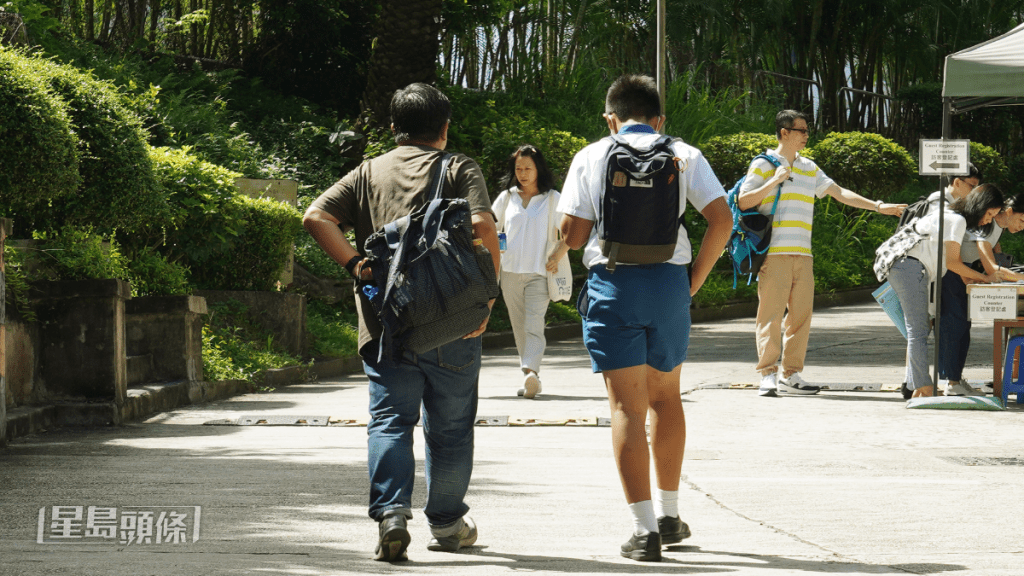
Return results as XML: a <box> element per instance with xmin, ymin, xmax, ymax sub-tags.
<box><xmin>628</xmin><ymin>500</ymin><xmax>658</xmax><ymax>534</ymax></box>
<box><xmin>655</xmin><ymin>489</ymin><xmax>679</xmax><ymax>519</ymax></box>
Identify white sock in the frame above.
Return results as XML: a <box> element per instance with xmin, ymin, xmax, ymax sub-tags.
<box><xmin>628</xmin><ymin>500</ymin><xmax>658</xmax><ymax>534</ymax></box>
<box><xmin>655</xmin><ymin>489</ymin><xmax>679</xmax><ymax>519</ymax></box>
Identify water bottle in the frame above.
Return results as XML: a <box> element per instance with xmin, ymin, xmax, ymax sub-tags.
<box><xmin>498</xmin><ymin>232</ymin><xmax>507</xmax><ymax>252</ymax></box>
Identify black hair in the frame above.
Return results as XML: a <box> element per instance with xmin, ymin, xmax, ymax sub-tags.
<box><xmin>1005</xmin><ymin>189</ymin><xmax>1024</xmax><ymax>212</ymax></box>
<box><xmin>390</xmin><ymin>83</ymin><xmax>452</xmax><ymax>145</ymax></box>
<box><xmin>775</xmin><ymin>109</ymin><xmax>810</xmax><ymax>139</ymax></box>
<box><xmin>951</xmin><ymin>182</ymin><xmax>1003</xmax><ymax>234</ymax></box>
<box><xmin>605</xmin><ymin>74</ymin><xmax>661</xmax><ymax>122</ymax></box>
<box><xmin>501</xmin><ymin>144</ymin><xmax>556</xmax><ymax>192</ymax></box>
<box><xmin>962</xmin><ymin>162</ymin><xmax>982</xmax><ymax>183</ymax></box>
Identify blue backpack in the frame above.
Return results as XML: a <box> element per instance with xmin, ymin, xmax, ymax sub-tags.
<box><xmin>725</xmin><ymin>154</ymin><xmax>783</xmax><ymax>288</ymax></box>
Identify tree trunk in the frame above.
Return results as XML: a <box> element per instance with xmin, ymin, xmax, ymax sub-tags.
<box><xmin>360</xmin><ymin>0</ymin><xmax>444</xmax><ymax>128</ymax></box>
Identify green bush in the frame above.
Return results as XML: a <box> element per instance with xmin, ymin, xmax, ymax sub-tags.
<box><xmin>11</xmin><ymin>53</ymin><xmax>163</xmax><ymax>234</ymax></box>
<box><xmin>27</xmin><ymin>226</ymin><xmax>130</xmax><ymax>282</ymax></box>
<box><xmin>125</xmin><ymin>247</ymin><xmax>191</xmax><ymax>297</ymax></box>
<box><xmin>969</xmin><ymin>141</ymin><xmax>1007</xmax><ymax>188</ymax></box>
<box><xmin>145</xmin><ymin>146</ymin><xmax>302</xmax><ymax>291</ymax></box>
<box><xmin>192</xmin><ymin>194</ymin><xmax>302</xmax><ymax>291</ymax></box>
<box><xmin>699</xmin><ymin>132</ymin><xmax>778</xmax><ymax>188</ymax></box>
<box><xmin>479</xmin><ymin>107</ymin><xmax>589</xmax><ymax>195</ymax></box>
<box><xmin>808</xmin><ymin>132</ymin><xmax>915</xmax><ymax>201</ymax></box>
<box><xmin>0</xmin><ymin>47</ymin><xmax>80</xmax><ymax>221</ymax></box>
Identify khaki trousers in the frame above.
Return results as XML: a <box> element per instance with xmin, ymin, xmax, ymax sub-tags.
<box><xmin>755</xmin><ymin>255</ymin><xmax>815</xmax><ymax>377</ymax></box>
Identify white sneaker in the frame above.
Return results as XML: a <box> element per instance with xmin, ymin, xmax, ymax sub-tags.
<box><xmin>945</xmin><ymin>380</ymin><xmax>983</xmax><ymax>397</ymax></box>
<box><xmin>758</xmin><ymin>373</ymin><xmax>778</xmax><ymax>397</ymax></box>
<box><xmin>778</xmin><ymin>372</ymin><xmax>820</xmax><ymax>395</ymax></box>
<box><xmin>518</xmin><ymin>372</ymin><xmax>541</xmax><ymax>399</ymax></box>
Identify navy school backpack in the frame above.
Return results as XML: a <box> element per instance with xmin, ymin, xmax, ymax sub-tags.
<box><xmin>725</xmin><ymin>154</ymin><xmax>783</xmax><ymax>288</ymax></box>
<box><xmin>598</xmin><ymin>134</ymin><xmax>684</xmax><ymax>272</ymax></box>
<box><xmin>362</xmin><ymin>153</ymin><xmax>500</xmax><ymax>364</ymax></box>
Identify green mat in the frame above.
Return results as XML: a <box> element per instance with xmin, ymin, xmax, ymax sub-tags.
<box><xmin>906</xmin><ymin>396</ymin><xmax>1004</xmax><ymax>410</ymax></box>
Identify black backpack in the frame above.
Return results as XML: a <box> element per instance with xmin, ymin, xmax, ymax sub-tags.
<box><xmin>598</xmin><ymin>134</ymin><xmax>684</xmax><ymax>272</ymax></box>
<box><xmin>897</xmin><ymin>195</ymin><xmax>931</xmax><ymax>230</ymax></box>
<box><xmin>362</xmin><ymin>153</ymin><xmax>500</xmax><ymax>363</ymax></box>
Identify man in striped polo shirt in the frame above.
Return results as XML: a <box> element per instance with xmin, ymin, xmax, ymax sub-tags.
<box><xmin>737</xmin><ymin>110</ymin><xmax>906</xmax><ymax>397</ymax></box>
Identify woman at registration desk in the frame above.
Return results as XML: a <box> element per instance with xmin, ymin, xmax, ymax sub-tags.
<box><xmin>938</xmin><ymin>188</ymin><xmax>1024</xmax><ymax>397</ymax></box>
<box><xmin>887</xmin><ymin>184</ymin><xmax>1014</xmax><ymax>399</ymax></box>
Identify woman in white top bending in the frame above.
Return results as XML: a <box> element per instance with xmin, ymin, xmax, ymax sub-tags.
<box><xmin>887</xmin><ymin>184</ymin><xmax>1010</xmax><ymax>398</ymax></box>
<box><xmin>491</xmin><ymin>145</ymin><xmax>570</xmax><ymax>399</ymax></box>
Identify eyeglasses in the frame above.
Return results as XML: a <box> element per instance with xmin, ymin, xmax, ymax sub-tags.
<box><xmin>786</xmin><ymin>127</ymin><xmax>809</xmax><ymax>134</ymax></box>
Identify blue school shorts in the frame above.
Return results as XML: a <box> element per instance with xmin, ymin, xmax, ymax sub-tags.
<box><xmin>577</xmin><ymin>263</ymin><xmax>691</xmax><ymax>373</ymax></box>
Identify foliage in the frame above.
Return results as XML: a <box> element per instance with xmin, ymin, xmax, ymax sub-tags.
<box><xmin>10</xmin><ymin>51</ymin><xmax>163</xmax><ymax>234</ymax></box>
<box><xmin>3</xmin><ymin>243</ymin><xmax>35</xmax><ymax>322</ymax></box>
<box><xmin>969</xmin><ymin>141</ymin><xmax>1007</xmax><ymax>188</ymax></box>
<box><xmin>202</xmin><ymin>299</ymin><xmax>303</xmax><ymax>383</ymax></box>
<box><xmin>479</xmin><ymin>107</ymin><xmax>589</xmax><ymax>194</ymax></box>
<box><xmin>0</xmin><ymin>47</ymin><xmax>80</xmax><ymax>221</ymax></box>
<box><xmin>0</xmin><ymin>0</ymin><xmax>58</xmax><ymax>39</ymax></box>
<box><xmin>13</xmin><ymin>227</ymin><xmax>129</xmax><ymax>286</ymax></box>
<box><xmin>306</xmin><ymin>299</ymin><xmax>359</xmax><ymax>358</ymax></box>
<box><xmin>143</xmin><ymin>146</ymin><xmax>302</xmax><ymax>292</ymax></box>
<box><xmin>808</xmin><ymin>132</ymin><xmax>915</xmax><ymax>201</ymax></box>
<box><xmin>663</xmin><ymin>75</ymin><xmax>777</xmax><ymax>147</ymax></box>
<box><xmin>124</xmin><ymin>247</ymin><xmax>191</xmax><ymax>297</ymax></box>
<box><xmin>699</xmin><ymin>132</ymin><xmax>779</xmax><ymax>188</ymax></box>
<box><xmin>193</xmin><ymin>194</ymin><xmax>302</xmax><ymax>291</ymax></box>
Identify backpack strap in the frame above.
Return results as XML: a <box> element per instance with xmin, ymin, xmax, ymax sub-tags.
<box><xmin>753</xmin><ymin>153</ymin><xmax>784</xmax><ymax>217</ymax></box>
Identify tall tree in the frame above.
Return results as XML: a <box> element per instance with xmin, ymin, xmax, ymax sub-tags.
<box><xmin>361</xmin><ymin>0</ymin><xmax>444</xmax><ymax>127</ymax></box>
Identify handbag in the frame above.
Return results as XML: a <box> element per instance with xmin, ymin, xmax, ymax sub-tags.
<box><xmin>873</xmin><ymin>217</ymin><xmax>926</xmax><ymax>282</ymax></box>
<box><xmin>363</xmin><ymin>153</ymin><xmax>500</xmax><ymax>363</ymax></box>
<box><xmin>545</xmin><ymin>191</ymin><xmax>572</xmax><ymax>302</ymax></box>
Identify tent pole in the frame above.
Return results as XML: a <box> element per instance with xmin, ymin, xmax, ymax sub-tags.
<box><xmin>656</xmin><ymin>0</ymin><xmax>666</xmax><ymax>133</ymax></box>
<box><xmin>932</xmin><ymin>98</ymin><xmax>953</xmax><ymax>393</ymax></box>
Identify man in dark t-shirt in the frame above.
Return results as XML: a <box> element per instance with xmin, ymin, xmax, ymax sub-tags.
<box><xmin>303</xmin><ymin>83</ymin><xmax>499</xmax><ymax>562</ymax></box>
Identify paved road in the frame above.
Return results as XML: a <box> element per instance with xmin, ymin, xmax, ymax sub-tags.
<box><xmin>2</xmin><ymin>303</ymin><xmax>1023</xmax><ymax>575</ymax></box>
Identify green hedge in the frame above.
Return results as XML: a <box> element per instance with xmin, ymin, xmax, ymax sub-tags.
<box><xmin>479</xmin><ymin>109</ymin><xmax>589</xmax><ymax>195</ymax></box>
<box><xmin>146</xmin><ymin>146</ymin><xmax>302</xmax><ymax>291</ymax></box>
<box><xmin>0</xmin><ymin>47</ymin><xmax>80</xmax><ymax>219</ymax></box>
<box><xmin>969</xmin><ymin>141</ymin><xmax>1007</xmax><ymax>188</ymax></box>
<box><xmin>10</xmin><ymin>52</ymin><xmax>163</xmax><ymax>234</ymax></box>
<box><xmin>808</xmin><ymin>132</ymin><xmax>915</xmax><ymax>200</ymax></box>
<box><xmin>700</xmin><ymin>132</ymin><xmax>778</xmax><ymax>188</ymax></box>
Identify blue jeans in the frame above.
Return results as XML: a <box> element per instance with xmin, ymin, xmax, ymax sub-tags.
<box><xmin>361</xmin><ymin>337</ymin><xmax>481</xmax><ymax>529</ymax></box>
<box><xmin>939</xmin><ymin>270</ymin><xmax>971</xmax><ymax>381</ymax></box>
<box><xmin>887</xmin><ymin>257</ymin><xmax>932</xmax><ymax>390</ymax></box>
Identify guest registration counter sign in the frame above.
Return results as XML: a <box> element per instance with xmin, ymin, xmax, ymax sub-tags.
<box><xmin>966</xmin><ymin>284</ymin><xmax>1021</xmax><ymax>321</ymax></box>
<box><xmin>919</xmin><ymin>139</ymin><xmax>971</xmax><ymax>176</ymax></box>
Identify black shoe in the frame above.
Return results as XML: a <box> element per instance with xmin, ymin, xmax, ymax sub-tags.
<box><xmin>901</xmin><ymin>382</ymin><xmax>912</xmax><ymax>400</ymax></box>
<box><xmin>374</xmin><ymin>514</ymin><xmax>410</xmax><ymax>562</ymax></box>
<box><xmin>657</xmin><ymin>515</ymin><xmax>692</xmax><ymax>545</ymax></box>
<box><xmin>620</xmin><ymin>531</ymin><xmax>662</xmax><ymax>561</ymax></box>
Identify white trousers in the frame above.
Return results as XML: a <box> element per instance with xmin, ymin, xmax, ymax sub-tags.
<box><xmin>500</xmin><ymin>271</ymin><xmax>549</xmax><ymax>373</ymax></box>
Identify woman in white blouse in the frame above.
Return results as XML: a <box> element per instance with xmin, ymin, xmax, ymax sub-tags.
<box><xmin>492</xmin><ymin>145</ymin><xmax>570</xmax><ymax>399</ymax></box>
<box><xmin>887</xmin><ymin>184</ymin><xmax>1008</xmax><ymax>398</ymax></box>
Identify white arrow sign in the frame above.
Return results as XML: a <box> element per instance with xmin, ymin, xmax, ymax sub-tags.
<box><xmin>919</xmin><ymin>139</ymin><xmax>970</xmax><ymax>176</ymax></box>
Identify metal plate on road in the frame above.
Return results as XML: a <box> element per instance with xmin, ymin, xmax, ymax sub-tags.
<box><xmin>237</xmin><ymin>415</ymin><xmax>329</xmax><ymax>426</ymax></box>
<box><xmin>919</xmin><ymin>139</ymin><xmax>970</xmax><ymax>176</ymax></box>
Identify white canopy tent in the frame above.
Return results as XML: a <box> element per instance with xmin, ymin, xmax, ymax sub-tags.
<box><xmin>931</xmin><ymin>23</ymin><xmax>1024</xmax><ymax>393</ymax></box>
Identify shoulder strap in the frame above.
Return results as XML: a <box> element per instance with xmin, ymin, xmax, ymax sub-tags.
<box><xmin>752</xmin><ymin>154</ymin><xmax>784</xmax><ymax>216</ymax></box>
<box><xmin>428</xmin><ymin>152</ymin><xmax>455</xmax><ymax>202</ymax></box>
<box><xmin>546</xmin><ymin>191</ymin><xmax>560</xmax><ymax>244</ymax></box>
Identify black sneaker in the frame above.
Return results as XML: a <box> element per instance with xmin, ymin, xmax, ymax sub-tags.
<box><xmin>657</xmin><ymin>515</ymin><xmax>691</xmax><ymax>545</ymax></box>
<box><xmin>901</xmin><ymin>382</ymin><xmax>912</xmax><ymax>400</ymax></box>
<box><xmin>374</xmin><ymin>514</ymin><xmax>410</xmax><ymax>562</ymax></box>
<box><xmin>620</xmin><ymin>531</ymin><xmax>662</xmax><ymax>561</ymax></box>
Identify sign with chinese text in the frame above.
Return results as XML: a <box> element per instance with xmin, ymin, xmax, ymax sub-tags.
<box><xmin>919</xmin><ymin>139</ymin><xmax>970</xmax><ymax>176</ymax></box>
<box><xmin>968</xmin><ymin>285</ymin><xmax>1018</xmax><ymax>321</ymax></box>
<box><xmin>37</xmin><ymin>506</ymin><xmax>201</xmax><ymax>546</ymax></box>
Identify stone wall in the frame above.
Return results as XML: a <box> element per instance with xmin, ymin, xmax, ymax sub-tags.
<box><xmin>195</xmin><ymin>290</ymin><xmax>307</xmax><ymax>358</ymax></box>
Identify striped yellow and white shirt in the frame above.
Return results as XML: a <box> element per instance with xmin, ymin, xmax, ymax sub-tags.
<box><xmin>739</xmin><ymin>149</ymin><xmax>835</xmax><ymax>257</ymax></box>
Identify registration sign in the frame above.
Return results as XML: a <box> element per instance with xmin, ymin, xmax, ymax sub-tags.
<box><xmin>919</xmin><ymin>139</ymin><xmax>970</xmax><ymax>176</ymax></box>
<box><xmin>967</xmin><ymin>285</ymin><xmax>1018</xmax><ymax>321</ymax></box>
